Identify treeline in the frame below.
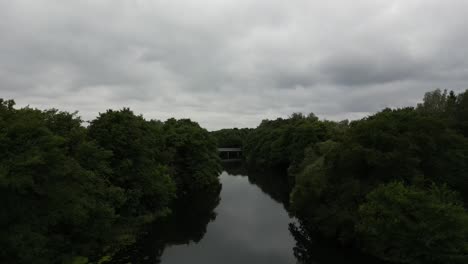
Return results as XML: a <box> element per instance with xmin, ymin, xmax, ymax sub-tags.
<box><xmin>0</xmin><ymin>100</ymin><xmax>221</xmax><ymax>264</ymax></box>
<box><xmin>210</xmin><ymin>128</ymin><xmax>252</xmax><ymax>148</ymax></box>
<box><xmin>242</xmin><ymin>89</ymin><xmax>468</xmax><ymax>264</ymax></box>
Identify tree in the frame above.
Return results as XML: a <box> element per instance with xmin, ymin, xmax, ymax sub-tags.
<box><xmin>357</xmin><ymin>182</ymin><xmax>468</xmax><ymax>264</ymax></box>
<box><xmin>0</xmin><ymin>100</ymin><xmax>223</xmax><ymax>264</ymax></box>
<box><xmin>455</xmin><ymin>90</ymin><xmax>468</xmax><ymax>136</ymax></box>
<box><xmin>290</xmin><ymin>90</ymin><xmax>468</xmax><ymax>253</ymax></box>
<box><xmin>162</xmin><ymin>118</ymin><xmax>221</xmax><ymax>197</ymax></box>
<box><xmin>417</xmin><ymin>89</ymin><xmax>448</xmax><ymax>114</ymax></box>
<box><xmin>210</xmin><ymin>128</ymin><xmax>252</xmax><ymax>148</ymax></box>
<box><xmin>0</xmin><ymin>101</ymin><xmax>125</xmax><ymax>264</ymax></box>
<box><xmin>88</xmin><ymin>109</ymin><xmax>176</xmax><ymax>220</ymax></box>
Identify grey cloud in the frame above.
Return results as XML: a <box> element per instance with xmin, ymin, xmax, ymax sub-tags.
<box><xmin>1</xmin><ymin>0</ymin><xmax>468</xmax><ymax>130</ymax></box>
<box><xmin>318</xmin><ymin>50</ymin><xmax>428</xmax><ymax>86</ymax></box>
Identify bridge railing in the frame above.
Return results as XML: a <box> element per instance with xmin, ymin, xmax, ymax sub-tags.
<box><xmin>217</xmin><ymin>147</ymin><xmax>242</xmax><ymax>152</ymax></box>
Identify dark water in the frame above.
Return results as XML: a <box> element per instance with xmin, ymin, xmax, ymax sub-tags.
<box><xmin>109</xmin><ymin>164</ymin><xmax>387</xmax><ymax>264</ymax></box>
<box><xmin>161</xmin><ymin>171</ymin><xmax>296</xmax><ymax>264</ymax></box>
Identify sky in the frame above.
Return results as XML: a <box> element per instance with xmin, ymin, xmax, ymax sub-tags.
<box><xmin>1</xmin><ymin>0</ymin><xmax>468</xmax><ymax>130</ymax></box>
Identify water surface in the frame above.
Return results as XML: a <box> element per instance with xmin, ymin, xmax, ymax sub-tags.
<box><xmin>109</xmin><ymin>166</ymin><xmax>387</xmax><ymax>264</ymax></box>
<box><xmin>161</xmin><ymin>171</ymin><xmax>296</xmax><ymax>263</ymax></box>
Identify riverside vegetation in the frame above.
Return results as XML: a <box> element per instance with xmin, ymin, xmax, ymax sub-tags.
<box><xmin>1</xmin><ymin>89</ymin><xmax>467</xmax><ymax>264</ymax></box>
<box><xmin>236</xmin><ymin>89</ymin><xmax>468</xmax><ymax>264</ymax></box>
<box><xmin>0</xmin><ymin>102</ymin><xmax>221</xmax><ymax>264</ymax></box>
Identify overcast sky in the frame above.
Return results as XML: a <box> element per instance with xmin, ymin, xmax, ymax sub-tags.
<box><xmin>1</xmin><ymin>0</ymin><xmax>468</xmax><ymax>130</ymax></box>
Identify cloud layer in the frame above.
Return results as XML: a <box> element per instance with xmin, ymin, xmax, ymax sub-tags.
<box><xmin>1</xmin><ymin>0</ymin><xmax>468</xmax><ymax>129</ymax></box>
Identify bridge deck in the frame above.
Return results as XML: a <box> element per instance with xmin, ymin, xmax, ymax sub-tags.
<box><xmin>218</xmin><ymin>147</ymin><xmax>242</xmax><ymax>161</ymax></box>
<box><xmin>218</xmin><ymin>147</ymin><xmax>242</xmax><ymax>152</ymax></box>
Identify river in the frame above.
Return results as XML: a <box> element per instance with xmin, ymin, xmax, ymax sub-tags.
<box><xmin>109</xmin><ymin>164</ymin><xmax>386</xmax><ymax>264</ymax></box>
<box><xmin>160</xmin><ymin>170</ymin><xmax>296</xmax><ymax>264</ymax></box>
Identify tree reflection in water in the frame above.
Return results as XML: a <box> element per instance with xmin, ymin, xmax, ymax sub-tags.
<box><xmin>107</xmin><ymin>186</ymin><xmax>221</xmax><ymax>264</ymax></box>
<box><xmin>224</xmin><ymin>162</ymin><xmax>390</xmax><ymax>264</ymax></box>
<box><xmin>108</xmin><ymin>162</ymin><xmax>388</xmax><ymax>264</ymax></box>
<box><xmin>289</xmin><ymin>220</ymin><xmax>391</xmax><ymax>264</ymax></box>
<box><xmin>223</xmin><ymin>162</ymin><xmax>291</xmax><ymax>208</ymax></box>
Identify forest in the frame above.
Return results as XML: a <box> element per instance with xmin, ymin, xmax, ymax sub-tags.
<box><xmin>2</xmin><ymin>88</ymin><xmax>468</xmax><ymax>264</ymax></box>
<box><xmin>0</xmin><ymin>102</ymin><xmax>221</xmax><ymax>264</ymax></box>
<box><xmin>235</xmin><ymin>89</ymin><xmax>468</xmax><ymax>264</ymax></box>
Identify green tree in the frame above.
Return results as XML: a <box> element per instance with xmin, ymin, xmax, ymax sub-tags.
<box><xmin>243</xmin><ymin>113</ymin><xmax>337</xmax><ymax>174</ymax></box>
<box><xmin>357</xmin><ymin>182</ymin><xmax>468</xmax><ymax>264</ymax></box>
<box><xmin>291</xmin><ymin>96</ymin><xmax>468</xmax><ymax>247</ymax></box>
<box><xmin>210</xmin><ymin>128</ymin><xmax>252</xmax><ymax>148</ymax></box>
<box><xmin>417</xmin><ymin>89</ymin><xmax>448</xmax><ymax>114</ymax></box>
<box><xmin>88</xmin><ymin>109</ymin><xmax>176</xmax><ymax>220</ymax></box>
<box><xmin>162</xmin><ymin>118</ymin><xmax>221</xmax><ymax>197</ymax></box>
<box><xmin>455</xmin><ymin>90</ymin><xmax>468</xmax><ymax>136</ymax></box>
<box><xmin>0</xmin><ymin>101</ymin><xmax>124</xmax><ymax>264</ymax></box>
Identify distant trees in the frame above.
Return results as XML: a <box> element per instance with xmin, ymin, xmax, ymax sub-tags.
<box><xmin>417</xmin><ymin>89</ymin><xmax>451</xmax><ymax>114</ymax></box>
<box><xmin>0</xmin><ymin>101</ymin><xmax>221</xmax><ymax>264</ymax></box>
<box><xmin>243</xmin><ymin>113</ymin><xmax>346</xmax><ymax>180</ymax></box>
<box><xmin>418</xmin><ymin>89</ymin><xmax>468</xmax><ymax>137</ymax></box>
<box><xmin>210</xmin><ymin>128</ymin><xmax>252</xmax><ymax>148</ymax></box>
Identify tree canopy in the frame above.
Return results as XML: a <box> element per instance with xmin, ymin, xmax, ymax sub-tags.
<box><xmin>241</xmin><ymin>89</ymin><xmax>468</xmax><ymax>263</ymax></box>
<box><xmin>2</xmin><ymin>88</ymin><xmax>468</xmax><ymax>264</ymax></box>
<box><xmin>0</xmin><ymin>101</ymin><xmax>221</xmax><ymax>264</ymax></box>
<box><xmin>210</xmin><ymin>128</ymin><xmax>252</xmax><ymax>148</ymax></box>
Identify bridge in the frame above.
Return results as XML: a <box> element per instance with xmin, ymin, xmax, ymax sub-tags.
<box><xmin>218</xmin><ymin>147</ymin><xmax>242</xmax><ymax>161</ymax></box>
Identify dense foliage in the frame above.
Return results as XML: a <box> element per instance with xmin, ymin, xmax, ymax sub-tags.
<box><xmin>210</xmin><ymin>128</ymin><xmax>252</xmax><ymax>148</ymax></box>
<box><xmin>163</xmin><ymin>118</ymin><xmax>222</xmax><ymax>196</ymax></box>
<box><xmin>0</xmin><ymin>101</ymin><xmax>124</xmax><ymax>264</ymax></box>
<box><xmin>242</xmin><ymin>89</ymin><xmax>468</xmax><ymax>263</ymax></box>
<box><xmin>0</xmin><ymin>101</ymin><xmax>221</xmax><ymax>264</ymax></box>
<box><xmin>243</xmin><ymin>113</ymin><xmax>347</xmax><ymax>181</ymax></box>
<box><xmin>107</xmin><ymin>187</ymin><xmax>221</xmax><ymax>264</ymax></box>
<box><xmin>88</xmin><ymin>109</ymin><xmax>175</xmax><ymax>221</ymax></box>
<box><xmin>357</xmin><ymin>182</ymin><xmax>468</xmax><ymax>264</ymax></box>
<box><xmin>3</xmin><ymin>88</ymin><xmax>468</xmax><ymax>264</ymax></box>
